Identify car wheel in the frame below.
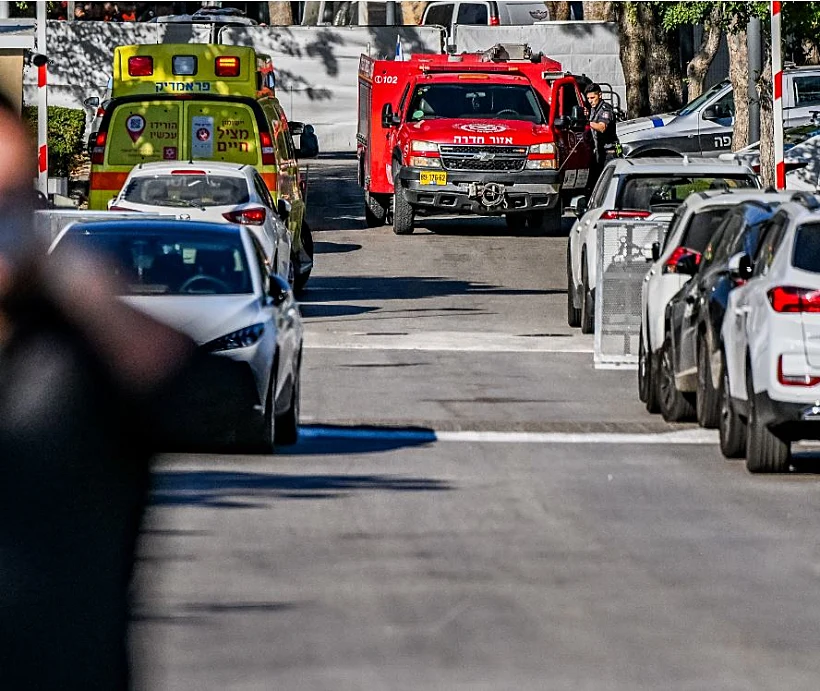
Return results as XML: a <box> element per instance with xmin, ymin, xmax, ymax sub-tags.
<box><xmin>645</xmin><ymin>348</ymin><xmax>661</xmax><ymax>414</ymax></box>
<box><xmin>392</xmin><ymin>168</ymin><xmax>415</xmax><ymax>235</ymax></box>
<box><xmin>294</xmin><ymin>221</ymin><xmax>313</xmax><ymax>296</ymax></box>
<box><xmin>580</xmin><ymin>257</ymin><xmax>594</xmax><ymax>334</ymax></box>
<box><xmin>567</xmin><ymin>244</ymin><xmax>581</xmax><ymax>327</ymax></box>
<box><xmin>505</xmin><ymin>213</ymin><xmax>527</xmax><ymax>232</ymax></box>
<box><xmin>528</xmin><ymin>203</ymin><xmax>563</xmax><ymax>236</ymax></box>
<box><xmin>696</xmin><ymin>337</ymin><xmax>721</xmax><ymax>429</ymax></box>
<box><xmin>718</xmin><ymin>350</ymin><xmax>746</xmax><ymax>458</ymax></box>
<box><xmin>658</xmin><ymin>337</ymin><xmax>695</xmax><ymax>422</ymax></box>
<box><xmin>638</xmin><ymin>334</ymin><xmax>650</xmax><ymax>402</ymax></box>
<box><xmin>274</xmin><ymin>359</ymin><xmax>300</xmax><ymax>446</ymax></box>
<box><xmin>365</xmin><ymin>192</ymin><xmax>387</xmax><ymax>227</ymax></box>
<box><xmin>745</xmin><ymin>367</ymin><xmax>790</xmax><ymax>473</ymax></box>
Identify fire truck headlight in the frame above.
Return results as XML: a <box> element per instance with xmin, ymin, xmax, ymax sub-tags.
<box><xmin>528</xmin><ymin>143</ymin><xmax>556</xmax><ymax>155</ymax></box>
<box><xmin>410</xmin><ymin>156</ymin><xmax>442</xmax><ymax>168</ymax></box>
<box><xmin>525</xmin><ymin>159</ymin><xmax>557</xmax><ymax>170</ymax></box>
<box><xmin>411</xmin><ymin>140</ymin><xmax>439</xmax><ymax>153</ymax></box>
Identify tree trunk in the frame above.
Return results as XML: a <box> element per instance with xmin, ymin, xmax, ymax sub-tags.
<box><xmin>583</xmin><ymin>1</ymin><xmax>615</xmax><ymax>21</ymax></box>
<box><xmin>401</xmin><ymin>1</ymin><xmax>428</xmax><ymax>25</ymax></box>
<box><xmin>686</xmin><ymin>10</ymin><xmax>722</xmax><ymax>101</ymax></box>
<box><xmin>268</xmin><ymin>1</ymin><xmax>293</xmax><ymax>24</ymax></box>
<box><xmin>544</xmin><ymin>2</ymin><xmax>571</xmax><ymax>21</ymax></box>
<box><xmin>640</xmin><ymin>3</ymin><xmax>684</xmax><ymax>114</ymax></box>
<box><xmin>617</xmin><ymin>3</ymin><xmax>649</xmax><ymax>118</ymax></box>
<box><xmin>728</xmin><ymin>28</ymin><xmax>750</xmax><ymax>151</ymax></box>
<box><xmin>301</xmin><ymin>1</ymin><xmax>321</xmax><ymax>25</ymax></box>
<box><xmin>758</xmin><ymin>46</ymin><xmax>775</xmax><ymax>188</ymax></box>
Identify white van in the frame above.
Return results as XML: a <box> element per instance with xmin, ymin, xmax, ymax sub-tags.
<box><xmin>421</xmin><ymin>1</ymin><xmax>550</xmax><ymax>35</ymax></box>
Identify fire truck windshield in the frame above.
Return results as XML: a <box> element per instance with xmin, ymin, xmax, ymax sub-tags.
<box><xmin>407</xmin><ymin>84</ymin><xmax>546</xmax><ymax>123</ymax></box>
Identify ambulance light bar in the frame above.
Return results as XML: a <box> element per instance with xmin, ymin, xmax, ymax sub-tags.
<box><xmin>128</xmin><ymin>56</ymin><xmax>153</xmax><ymax>77</ymax></box>
<box><xmin>172</xmin><ymin>55</ymin><xmax>198</xmax><ymax>76</ymax></box>
<box><xmin>215</xmin><ymin>56</ymin><xmax>240</xmax><ymax>77</ymax></box>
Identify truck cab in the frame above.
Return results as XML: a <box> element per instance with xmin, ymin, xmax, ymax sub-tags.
<box><xmin>357</xmin><ymin>44</ymin><xmax>593</xmax><ymax>235</ymax></box>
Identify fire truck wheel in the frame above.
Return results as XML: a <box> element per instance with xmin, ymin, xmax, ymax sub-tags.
<box><xmin>365</xmin><ymin>192</ymin><xmax>388</xmax><ymax>227</ymax></box>
<box><xmin>505</xmin><ymin>214</ymin><xmax>527</xmax><ymax>232</ymax></box>
<box><xmin>528</xmin><ymin>204</ymin><xmax>563</xmax><ymax>235</ymax></box>
<box><xmin>392</xmin><ymin>179</ymin><xmax>415</xmax><ymax>235</ymax></box>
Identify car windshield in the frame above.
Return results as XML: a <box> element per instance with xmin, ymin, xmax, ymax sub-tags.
<box><xmin>407</xmin><ymin>84</ymin><xmax>546</xmax><ymax>123</ymax></box>
<box><xmin>677</xmin><ymin>81</ymin><xmax>729</xmax><ymax>117</ymax></box>
<box><xmin>56</xmin><ymin>229</ymin><xmax>253</xmax><ymax>295</ymax></box>
<box><xmin>681</xmin><ymin>208</ymin><xmax>732</xmax><ymax>252</ymax></box>
<box><xmin>616</xmin><ymin>175</ymin><xmax>757</xmax><ymax>212</ymax></box>
<box><xmin>122</xmin><ymin>174</ymin><xmax>250</xmax><ymax>208</ymax></box>
<box><xmin>792</xmin><ymin>223</ymin><xmax>820</xmax><ymax>273</ymax></box>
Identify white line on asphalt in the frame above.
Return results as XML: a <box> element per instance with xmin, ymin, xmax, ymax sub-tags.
<box><xmin>304</xmin><ymin>330</ymin><xmax>594</xmax><ymax>353</ymax></box>
<box><xmin>300</xmin><ymin>426</ymin><xmax>719</xmax><ymax>445</ymax></box>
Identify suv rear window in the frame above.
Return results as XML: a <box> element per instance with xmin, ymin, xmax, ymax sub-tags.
<box><xmin>616</xmin><ymin>175</ymin><xmax>756</xmax><ymax>212</ymax></box>
<box><xmin>792</xmin><ymin>223</ymin><xmax>820</xmax><ymax>273</ymax></box>
<box><xmin>680</xmin><ymin>208</ymin><xmax>732</xmax><ymax>252</ymax></box>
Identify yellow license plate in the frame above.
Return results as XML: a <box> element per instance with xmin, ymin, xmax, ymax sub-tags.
<box><xmin>419</xmin><ymin>171</ymin><xmax>447</xmax><ymax>186</ymax></box>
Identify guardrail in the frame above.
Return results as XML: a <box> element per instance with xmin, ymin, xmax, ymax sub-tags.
<box><xmin>594</xmin><ymin>220</ymin><xmax>668</xmax><ymax>369</ymax></box>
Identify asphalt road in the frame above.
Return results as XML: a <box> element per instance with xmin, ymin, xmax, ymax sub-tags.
<box><xmin>134</xmin><ymin>157</ymin><xmax>820</xmax><ymax>690</ymax></box>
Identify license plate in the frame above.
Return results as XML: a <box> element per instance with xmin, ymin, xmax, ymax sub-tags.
<box><xmin>420</xmin><ymin>171</ymin><xmax>447</xmax><ymax>186</ymax></box>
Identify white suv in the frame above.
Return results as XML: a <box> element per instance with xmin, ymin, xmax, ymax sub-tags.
<box><xmin>639</xmin><ymin>189</ymin><xmax>783</xmax><ymax>412</ymax></box>
<box><xmin>567</xmin><ymin>157</ymin><xmax>758</xmax><ymax>333</ymax></box>
<box><xmin>721</xmin><ymin>193</ymin><xmax>820</xmax><ymax>472</ymax></box>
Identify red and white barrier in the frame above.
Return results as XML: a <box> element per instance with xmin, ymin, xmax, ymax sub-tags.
<box><xmin>772</xmin><ymin>1</ymin><xmax>785</xmax><ymax>189</ymax></box>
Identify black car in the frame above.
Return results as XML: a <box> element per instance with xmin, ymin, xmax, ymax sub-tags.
<box><xmin>658</xmin><ymin>200</ymin><xmax>782</xmax><ymax>424</ymax></box>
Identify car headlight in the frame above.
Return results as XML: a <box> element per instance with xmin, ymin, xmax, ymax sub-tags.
<box><xmin>410</xmin><ymin>156</ymin><xmax>442</xmax><ymax>168</ymax></box>
<box><xmin>529</xmin><ymin>142</ymin><xmax>556</xmax><ymax>155</ymax></box>
<box><xmin>203</xmin><ymin>323</ymin><xmax>265</xmax><ymax>352</ymax></box>
<box><xmin>411</xmin><ymin>140</ymin><xmax>439</xmax><ymax>153</ymax></box>
<box><xmin>525</xmin><ymin>159</ymin><xmax>557</xmax><ymax>170</ymax></box>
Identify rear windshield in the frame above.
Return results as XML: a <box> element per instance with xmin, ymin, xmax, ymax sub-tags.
<box><xmin>616</xmin><ymin>175</ymin><xmax>757</xmax><ymax>212</ymax></box>
<box><xmin>793</xmin><ymin>223</ymin><xmax>820</xmax><ymax>273</ymax></box>
<box><xmin>407</xmin><ymin>84</ymin><xmax>545</xmax><ymax>123</ymax></box>
<box><xmin>680</xmin><ymin>208</ymin><xmax>732</xmax><ymax>253</ymax></box>
<box><xmin>122</xmin><ymin>174</ymin><xmax>250</xmax><ymax>208</ymax></box>
<box><xmin>57</xmin><ymin>229</ymin><xmax>252</xmax><ymax>295</ymax></box>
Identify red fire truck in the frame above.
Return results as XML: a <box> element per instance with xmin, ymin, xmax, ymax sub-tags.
<box><xmin>357</xmin><ymin>44</ymin><xmax>594</xmax><ymax>235</ymax></box>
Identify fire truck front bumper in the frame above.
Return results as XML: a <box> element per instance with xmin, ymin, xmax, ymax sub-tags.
<box><xmin>398</xmin><ymin>167</ymin><xmax>561</xmax><ymax>215</ymax></box>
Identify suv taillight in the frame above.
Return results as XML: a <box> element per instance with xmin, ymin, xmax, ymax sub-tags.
<box><xmin>768</xmin><ymin>286</ymin><xmax>820</xmax><ymax>313</ymax></box>
<box><xmin>600</xmin><ymin>210</ymin><xmax>651</xmax><ymax>220</ymax></box>
<box><xmin>223</xmin><ymin>208</ymin><xmax>267</xmax><ymax>225</ymax></box>
<box><xmin>91</xmin><ymin>131</ymin><xmax>107</xmax><ymax>165</ymax></box>
<box><xmin>259</xmin><ymin>131</ymin><xmax>276</xmax><ymax>166</ymax></box>
<box><xmin>662</xmin><ymin>246</ymin><xmax>702</xmax><ymax>274</ymax></box>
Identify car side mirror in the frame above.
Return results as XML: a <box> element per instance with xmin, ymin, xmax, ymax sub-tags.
<box><xmin>268</xmin><ymin>273</ymin><xmax>291</xmax><ymax>307</ymax></box>
<box><xmin>728</xmin><ymin>252</ymin><xmax>753</xmax><ymax>280</ymax></box>
<box><xmin>553</xmin><ymin>115</ymin><xmax>568</xmax><ymax>130</ymax></box>
<box><xmin>381</xmin><ymin>103</ymin><xmax>400</xmax><ymax>128</ymax></box>
<box><xmin>651</xmin><ymin>241</ymin><xmax>660</xmax><ymax>262</ymax></box>
<box><xmin>277</xmin><ymin>198</ymin><xmax>291</xmax><ymax>224</ymax></box>
<box><xmin>674</xmin><ymin>251</ymin><xmax>700</xmax><ymax>276</ymax></box>
<box><xmin>83</xmin><ymin>96</ymin><xmax>100</xmax><ymax>109</ymax></box>
<box><xmin>570</xmin><ymin>105</ymin><xmax>588</xmax><ymax>130</ymax></box>
<box><xmin>288</xmin><ymin>120</ymin><xmax>305</xmax><ymax>136</ymax></box>
<box><xmin>570</xmin><ymin>195</ymin><xmax>588</xmax><ymax>217</ymax></box>
<box><xmin>703</xmin><ymin>105</ymin><xmax>719</xmax><ymax>121</ymax></box>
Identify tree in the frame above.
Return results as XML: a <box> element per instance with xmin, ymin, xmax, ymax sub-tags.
<box><xmin>617</xmin><ymin>3</ymin><xmax>649</xmax><ymax>117</ymax></box>
<box><xmin>544</xmin><ymin>2</ymin><xmax>572</xmax><ymax>20</ymax></box>
<box><xmin>640</xmin><ymin>3</ymin><xmax>684</xmax><ymax>114</ymax></box>
<box><xmin>401</xmin><ymin>1</ymin><xmax>428</xmax><ymax>24</ymax></box>
<box><xmin>663</xmin><ymin>3</ymin><xmax>723</xmax><ymax>101</ymax></box>
<box><xmin>268</xmin><ymin>1</ymin><xmax>293</xmax><ymax>25</ymax></box>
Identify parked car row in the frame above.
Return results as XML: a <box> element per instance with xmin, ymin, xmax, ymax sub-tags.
<box><xmin>638</xmin><ymin>188</ymin><xmax>820</xmax><ymax>472</ymax></box>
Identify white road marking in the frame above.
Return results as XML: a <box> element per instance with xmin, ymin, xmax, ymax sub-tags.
<box><xmin>300</xmin><ymin>426</ymin><xmax>719</xmax><ymax>445</ymax></box>
<box><xmin>304</xmin><ymin>329</ymin><xmax>594</xmax><ymax>353</ymax></box>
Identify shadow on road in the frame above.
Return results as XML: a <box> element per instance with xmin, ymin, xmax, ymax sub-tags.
<box><xmin>418</xmin><ymin>214</ymin><xmax>574</xmax><ymax>238</ymax></box>
<box><xmin>298</xmin><ymin>303</ymin><xmax>378</xmax><ymax>319</ymax></box>
<box><xmin>301</xmin><ymin>275</ymin><xmax>545</xmax><ymax>304</ymax></box>
<box><xmin>151</xmin><ymin>470</ymin><xmax>451</xmax><ymax>508</ymax></box>
<box><xmin>314</xmin><ymin>240</ymin><xmax>363</xmax><ymax>254</ymax></box>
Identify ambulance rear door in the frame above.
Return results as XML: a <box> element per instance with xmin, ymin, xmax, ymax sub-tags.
<box><xmin>183</xmin><ymin>101</ymin><xmax>260</xmax><ymax>167</ymax></box>
<box><xmin>107</xmin><ymin>100</ymin><xmax>183</xmax><ymax>166</ymax></box>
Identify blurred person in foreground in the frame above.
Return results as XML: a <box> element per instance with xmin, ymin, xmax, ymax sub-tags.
<box><xmin>0</xmin><ymin>93</ymin><xmax>193</xmax><ymax>688</ymax></box>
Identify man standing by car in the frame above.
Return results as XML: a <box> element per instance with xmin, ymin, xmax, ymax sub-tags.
<box><xmin>585</xmin><ymin>83</ymin><xmax>619</xmax><ymax>190</ymax></box>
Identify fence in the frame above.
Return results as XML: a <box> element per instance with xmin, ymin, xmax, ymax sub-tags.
<box><xmin>594</xmin><ymin>220</ymin><xmax>668</xmax><ymax>369</ymax></box>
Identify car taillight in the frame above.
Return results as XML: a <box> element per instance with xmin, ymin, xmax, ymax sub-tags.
<box><xmin>662</xmin><ymin>246</ymin><xmax>702</xmax><ymax>274</ymax></box>
<box><xmin>223</xmin><ymin>208</ymin><xmax>267</xmax><ymax>225</ymax></box>
<box><xmin>259</xmin><ymin>131</ymin><xmax>276</xmax><ymax>165</ymax></box>
<box><xmin>768</xmin><ymin>286</ymin><xmax>820</xmax><ymax>313</ymax></box>
<box><xmin>91</xmin><ymin>130</ymin><xmax>107</xmax><ymax>164</ymax></box>
<box><xmin>215</xmin><ymin>56</ymin><xmax>240</xmax><ymax>77</ymax></box>
<box><xmin>489</xmin><ymin>15</ymin><xmax>500</xmax><ymax>25</ymax></box>
<box><xmin>128</xmin><ymin>56</ymin><xmax>153</xmax><ymax>77</ymax></box>
<box><xmin>108</xmin><ymin>205</ymin><xmax>136</xmax><ymax>211</ymax></box>
<box><xmin>600</xmin><ymin>210</ymin><xmax>652</xmax><ymax>220</ymax></box>
<box><xmin>777</xmin><ymin>355</ymin><xmax>820</xmax><ymax>387</ymax></box>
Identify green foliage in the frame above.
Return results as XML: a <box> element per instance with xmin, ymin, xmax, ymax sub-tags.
<box><xmin>662</xmin><ymin>2</ymin><xmax>713</xmax><ymax>31</ymax></box>
<box><xmin>22</xmin><ymin>106</ymin><xmax>86</xmax><ymax>177</ymax></box>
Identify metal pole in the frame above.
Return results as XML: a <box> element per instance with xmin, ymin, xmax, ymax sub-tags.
<box><xmin>772</xmin><ymin>1</ymin><xmax>785</xmax><ymax>189</ymax></box>
<box><xmin>386</xmin><ymin>0</ymin><xmax>396</xmax><ymax>26</ymax></box>
<box><xmin>748</xmin><ymin>16</ymin><xmax>761</xmax><ymax>145</ymax></box>
<box><xmin>37</xmin><ymin>1</ymin><xmax>48</xmax><ymax>196</ymax></box>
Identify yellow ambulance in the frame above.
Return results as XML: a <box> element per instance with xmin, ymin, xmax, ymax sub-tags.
<box><xmin>88</xmin><ymin>43</ymin><xmax>314</xmax><ymax>287</ymax></box>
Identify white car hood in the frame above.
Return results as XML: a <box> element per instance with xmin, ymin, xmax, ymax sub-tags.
<box><xmin>123</xmin><ymin>294</ymin><xmax>263</xmax><ymax>345</ymax></box>
<box><xmin>617</xmin><ymin>113</ymin><xmax>677</xmax><ymax>139</ymax></box>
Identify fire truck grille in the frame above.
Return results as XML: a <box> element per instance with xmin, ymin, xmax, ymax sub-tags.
<box><xmin>439</xmin><ymin>145</ymin><xmax>527</xmax><ymax>173</ymax></box>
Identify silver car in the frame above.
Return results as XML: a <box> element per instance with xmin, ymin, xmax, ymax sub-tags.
<box><xmin>49</xmin><ymin>219</ymin><xmax>303</xmax><ymax>453</ymax></box>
